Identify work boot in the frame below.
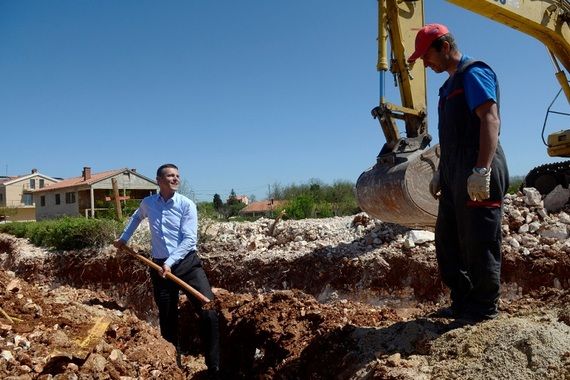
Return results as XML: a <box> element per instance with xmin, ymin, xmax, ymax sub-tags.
<box><xmin>428</xmin><ymin>306</ymin><xmax>460</xmax><ymax>319</ymax></box>
<box><xmin>457</xmin><ymin>310</ymin><xmax>498</xmax><ymax>324</ymax></box>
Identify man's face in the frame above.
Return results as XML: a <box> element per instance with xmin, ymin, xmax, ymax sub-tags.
<box><xmin>157</xmin><ymin>167</ymin><xmax>180</xmax><ymax>193</ymax></box>
<box><xmin>421</xmin><ymin>44</ymin><xmax>448</xmax><ymax>73</ymax></box>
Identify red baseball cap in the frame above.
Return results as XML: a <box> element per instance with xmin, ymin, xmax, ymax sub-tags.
<box><xmin>407</xmin><ymin>23</ymin><xmax>450</xmax><ymax>63</ymax></box>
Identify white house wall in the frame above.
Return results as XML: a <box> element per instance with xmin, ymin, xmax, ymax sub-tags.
<box><xmin>91</xmin><ymin>172</ymin><xmax>158</xmax><ymax>190</ymax></box>
<box><xmin>35</xmin><ymin>191</ymin><xmax>80</xmax><ymax>221</ymax></box>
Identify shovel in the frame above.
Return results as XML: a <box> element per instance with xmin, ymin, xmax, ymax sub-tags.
<box><xmin>118</xmin><ymin>244</ymin><xmax>211</xmax><ymax>304</ymax></box>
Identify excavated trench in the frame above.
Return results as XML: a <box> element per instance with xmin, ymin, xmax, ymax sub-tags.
<box><xmin>0</xmin><ymin>218</ymin><xmax>570</xmax><ymax>379</ymax></box>
<box><xmin>1</xmin><ymin>192</ymin><xmax>570</xmax><ymax>379</ymax></box>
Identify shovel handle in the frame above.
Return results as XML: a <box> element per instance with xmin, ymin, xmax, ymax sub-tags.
<box><xmin>119</xmin><ymin>245</ymin><xmax>211</xmax><ymax>304</ymax></box>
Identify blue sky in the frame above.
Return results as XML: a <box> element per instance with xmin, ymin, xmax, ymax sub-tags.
<box><xmin>1</xmin><ymin>1</ymin><xmax>567</xmax><ymax>202</ymax></box>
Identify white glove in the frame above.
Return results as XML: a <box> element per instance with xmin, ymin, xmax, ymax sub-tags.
<box><xmin>429</xmin><ymin>171</ymin><xmax>441</xmax><ymax>200</ymax></box>
<box><xmin>467</xmin><ymin>168</ymin><xmax>492</xmax><ymax>201</ymax></box>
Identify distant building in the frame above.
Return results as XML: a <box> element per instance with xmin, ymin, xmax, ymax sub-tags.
<box><xmin>235</xmin><ymin>195</ymin><xmax>250</xmax><ymax>205</ymax></box>
<box><xmin>0</xmin><ymin>169</ymin><xmax>60</xmax><ymax>221</ymax></box>
<box><xmin>239</xmin><ymin>199</ymin><xmax>287</xmax><ymax>217</ymax></box>
<box><xmin>226</xmin><ymin>194</ymin><xmax>250</xmax><ymax>205</ymax></box>
<box><xmin>33</xmin><ymin>167</ymin><xmax>158</xmax><ymax>220</ymax></box>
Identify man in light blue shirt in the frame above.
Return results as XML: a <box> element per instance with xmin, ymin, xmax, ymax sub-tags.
<box><xmin>114</xmin><ymin>163</ymin><xmax>220</xmax><ymax>378</ymax></box>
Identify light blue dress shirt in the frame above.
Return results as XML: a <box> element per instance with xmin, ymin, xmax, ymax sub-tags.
<box><xmin>119</xmin><ymin>192</ymin><xmax>198</xmax><ymax>268</ymax></box>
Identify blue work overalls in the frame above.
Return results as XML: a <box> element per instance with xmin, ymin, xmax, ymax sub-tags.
<box><xmin>435</xmin><ymin>60</ymin><xmax>509</xmax><ymax>319</ymax></box>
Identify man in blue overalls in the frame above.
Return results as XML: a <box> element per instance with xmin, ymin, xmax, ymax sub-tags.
<box><xmin>408</xmin><ymin>24</ymin><xmax>509</xmax><ymax>322</ymax></box>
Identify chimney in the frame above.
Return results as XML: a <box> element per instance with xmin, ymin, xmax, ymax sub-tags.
<box><xmin>82</xmin><ymin>167</ymin><xmax>92</xmax><ymax>180</ymax></box>
<box><xmin>31</xmin><ymin>168</ymin><xmax>38</xmax><ymax>174</ymax></box>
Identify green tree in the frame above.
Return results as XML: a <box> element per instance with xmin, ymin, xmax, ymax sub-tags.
<box><xmin>225</xmin><ymin>189</ymin><xmax>246</xmax><ymax>218</ymax></box>
<box><xmin>227</xmin><ymin>189</ymin><xmax>238</xmax><ymax>205</ymax></box>
<box><xmin>286</xmin><ymin>194</ymin><xmax>315</xmax><ymax>219</ymax></box>
<box><xmin>266</xmin><ymin>178</ymin><xmax>359</xmax><ymax>219</ymax></box>
<box><xmin>197</xmin><ymin>201</ymin><xmax>218</xmax><ymax>219</ymax></box>
<box><xmin>213</xmin><ymin>193</ymin><xmax>223</xmax><ymax>211</ymax></box>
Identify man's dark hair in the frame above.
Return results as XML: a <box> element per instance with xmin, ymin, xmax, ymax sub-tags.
<box><xmin>432</xmin><ymin>33</ymin><xmax>457</xmax><ymax>52</ymax></box>
<box><xmin>156</xmin><ymin>163</ymin><xmax>178</xmax><ymax>178</ymax></box>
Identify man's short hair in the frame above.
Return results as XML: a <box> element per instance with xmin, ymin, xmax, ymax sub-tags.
<box><xmin>432</xmin><ymin>34</ymin><xmax>457</xmax><ymax>52</ymax></box>
<box><xmin>156</xmin><ymin>163</ymin><xmax>178</xmax><ymax>178</ymax></box>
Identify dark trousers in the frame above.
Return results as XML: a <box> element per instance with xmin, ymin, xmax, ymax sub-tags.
<box><xmin>150</xmin><ymin>252</ymin><xmax>220</xmax><ymax>370</ymax></box>
<box><xmin>435</xmin><ymin>195</ymin><xmax>502</xmax><ymax>319</ymax></box>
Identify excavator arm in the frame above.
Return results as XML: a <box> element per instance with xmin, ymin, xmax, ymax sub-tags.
<box><xmin>449</xmin><ymin>0</ymin><xmax>570</xmax><ymax>102</ymax></box>
<box><xmin>375</xmin><ymin>0</ymin><xmax>427</xmax><ymax>147</ymax></box>
<box><xmin>356</xmin><ymin>0</ymin><xmax>440</xmax><ymax>227</ymax></box>
<box><xmin>450</xmin><ymin>0</ymin><xmax>570</xmax><ymax>163</ymax></box>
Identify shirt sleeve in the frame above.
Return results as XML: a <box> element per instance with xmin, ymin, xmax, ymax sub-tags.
<box><xmin>119</xmin><ymin>201</ymin><xmax>147</xmax><ymax>242</ymax></box>
<box><xmin>164</xmin><ymin>200</ymin><xmax>198</xmax><ymax>268</ymax></box>
<box><xmin>463</xmin><ymin>64</ymin><xmax>497</xmax><ymax>112</ymax></box>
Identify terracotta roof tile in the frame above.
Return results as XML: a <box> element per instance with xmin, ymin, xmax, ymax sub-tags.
<box><xmin>240</xmin><ymin>200</ymin><xmax>287</xmax><ymax>214</ymax></box>
<box><xmin>33</xmin><ymin>168</ymin><xmax>129</xmax><ymax>192</ymax></box>
<box><xmin>0</xmin><ymin>176</ymin><xmax>20</xmax><ymax>185</ymax></box>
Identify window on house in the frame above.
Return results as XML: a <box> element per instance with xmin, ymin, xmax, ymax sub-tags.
<box><xmin>29</xmin><ymin>179</ymin><xmax>35</xmax><ymax>189</ymax></box>
<box><xmin>55</xmin><ymin>194</ymin><xmax>61</xmax><ymax>205</ymax></box>
<box><xmin>65</xmin><ymin>192</ymin><xmax>76</xmax><ymax>204</ymax></box>
<box><xmin>39</xmin><ymin>179</ymin><xmax>45</xmax><ymax>188</ymax></box>
<box><xmin>23</xmin><ymin>194</ymin><xmax>33</xmax><ymax>205</ymax></box>
<box><xmin>40</xmin><ymin>196</ymin><xmax>45</xmax><ymax>207</ymax></box>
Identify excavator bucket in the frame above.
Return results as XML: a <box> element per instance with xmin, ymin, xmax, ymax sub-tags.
<box><xmin>356</xmin><ymin>145</ymin><xmax>439</xmax><ymax>228</ymax></box>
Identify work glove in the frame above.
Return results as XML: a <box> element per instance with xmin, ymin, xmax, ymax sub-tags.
<box><xmin>429</xmin><ymin>170</ymin><xmax>441</xmax><ymax>200</ymax></box>
<box><xmin>467</xmin><ymin>168</ymin><xmax>492</xmax><ymax>201</ymax></box>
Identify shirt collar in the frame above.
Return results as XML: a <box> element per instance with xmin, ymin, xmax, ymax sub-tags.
<box><xmin>157</xmin><ymin>192</ymin><xmax>177</xmax><ymax>204</ymax></box>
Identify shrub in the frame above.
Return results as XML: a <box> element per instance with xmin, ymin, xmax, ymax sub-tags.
<box><xmin>508</xmin><ymin>176</ymin><xmax>524</xmax><ymax>195</ymax></box>
<box><xmin>0</xmin><ymin>222</ymin><xmax>30</xmax><ymax>238</ymax></box>
<box><xmin>286</xmin><ymin>195</ymin><xmax>315</xmax><ymax>219</ymax></box>
<box><xmin>0</xmin><ymin>217</ymin><xmax>122</xmax><ymax>251</ymax></box>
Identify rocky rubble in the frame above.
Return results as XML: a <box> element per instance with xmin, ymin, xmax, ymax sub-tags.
<box><xmin>198</xmin><ymin>188</ymin><xmax>570</xmax><ymax>259</ymax></box>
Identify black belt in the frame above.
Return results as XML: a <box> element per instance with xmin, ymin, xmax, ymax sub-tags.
<box><xmin>152</xmin><ymin>250</ymin><xmax>196</xmax><ymax>265</ymax></box>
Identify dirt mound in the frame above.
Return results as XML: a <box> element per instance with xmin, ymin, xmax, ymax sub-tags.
<box><xmin>0</xmin><ymin>270</ymin><xmax>184</xmax><ymax>379</ymax></box>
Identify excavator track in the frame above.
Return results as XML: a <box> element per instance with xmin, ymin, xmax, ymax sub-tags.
<box><xmin>523</xmin><ymin>160</ymin><xmax>570</xmax><ymax>195</ymax></box>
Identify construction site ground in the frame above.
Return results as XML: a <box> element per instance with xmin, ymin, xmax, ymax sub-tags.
<box><xmin>1</xmin><ymin>191</ymin><xmax>569</xmax><ymax>379</ymax></box>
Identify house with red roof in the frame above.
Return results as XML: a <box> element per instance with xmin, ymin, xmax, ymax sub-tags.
<box><xmin>0</xmin><ymin>169</ymin><xmax>60</xmax><ymax>221</ymax></box>
<box><xmin>33</xmin><ymin>167</ymin><xmax>158</xmax><ymax>220</ymax></box>
<box><xmin>239</xmin><ymin>199</ymin><xmax>287</xmax><ymax>217</ymax></box>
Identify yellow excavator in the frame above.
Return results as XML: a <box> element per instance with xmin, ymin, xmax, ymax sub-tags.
<box><xmin>356</xmin><ymin>0</ymin><xmax>570</xmax><ymax>227</ymax></box>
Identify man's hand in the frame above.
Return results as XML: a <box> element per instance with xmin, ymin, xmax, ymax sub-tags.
<box><xmin>429</xmin><ymin>171</ymin><xmax>441</xmax><ymax>200</ymax></box>
<box><xmin>160</xmin><ymin>264</ymin><xmax>171</xmax><ymax>278</ymax></box>
<box><xmin>113</xmin><ymin>239</ymin><xmax>126</xmax><ymax>250</ymax></box>
<box><xmin>467</xmin><ymin>169</ymin><xmax>492</xmax><ymax>201</ymax></box>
